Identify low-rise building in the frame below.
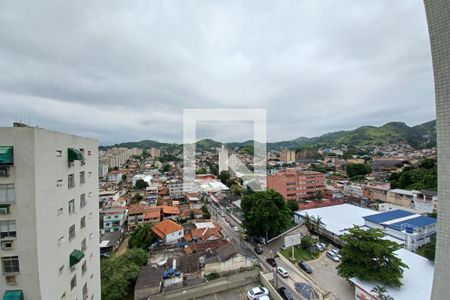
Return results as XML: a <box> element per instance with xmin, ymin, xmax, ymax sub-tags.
<box><xmin>412</xmin><ymin>190</ymin><xmax>438</xmax><ymax>213</ymax></box>
<box><xmin>350</xmin><ymin>248</ymin><xmax>433</xmax><ymax>300</ymax></box>
<box><xmin>152</xmin><ymin>220</ymin><xmax>184</xmax><ymax>244</ymax></box>
<box><xmin>107</xmin><ymin>170</ymin><xmax>123</xmax><ymax>183</ymax></box>
<box><xmin>386</xmin><ymin>189</ymin><xmax>415</xmax><ymax>207</ymax></box>
<box><xmin>101</xmin><ymin>207</ymin><xmax>127</xmax><ymax>234</ymax></box>
<box><xmin>363</xmin><ymin>182</ymin><xmax>390</xmax><ymax>202</ymax></box>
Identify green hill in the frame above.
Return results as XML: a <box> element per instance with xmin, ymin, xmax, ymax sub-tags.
<box><xmin>101</xmin><ymin>120</ymin><xmax>436</xmax><ymax>151</ymax></box>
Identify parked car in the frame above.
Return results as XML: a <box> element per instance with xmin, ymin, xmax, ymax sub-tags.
<box><xmin>233</xmin><ymin>225</ymin><xmax>239</xmax><ymax>232</ymax></box>
<box><xmin>224</xmin><ymin>217</ymin><xmax>229</xmax><ymax>223</ymax></box>
<box><xmin>278</xmin><ymin>287</ymin><xmax>294</xmax><ymax>300</ymax></box>
<box><xmin>247</xmin><ymin>287</ymin><xmax>269</xmax><ymax>300</ymax></box>
<box><xmin>331</xmin><ymin>248</ymin><xmax>342</xmax><ymax>259</ymax></box>
<box><xmin>315</xmin><ymin>242</ymin><xmax>326</xmax><ymax>251</ymax></box>
<box><xmin>326</xmin><ymin>250</ymin><xmax>340</xmax><ymax>262</ymax></box>
<box><xmin>220</xmin><ymin>211</ymin><xmax>225</xmax><ymax>217</ymax></box>
<box><xmin>298</xmin><ymin>261</ymin><xmax>313</xmax><ymax>274</ymax></box>
<box><xmin>277</xmin><ymin>267</ymin><xmax>289</xmax><ymax>278</ymax></box>
<box><xmin>266</xmin><ymin>258</ymin><xmax>277</xmax><ymax>267</ymax></box>
<box><xmin>241</xmin><ymin>233</ymin><xmax>249</xmax><ymax>241</ymax></box>
<box><xmin>255</xmin><ymin>246</ymin><xmax>263</xmax><ymax>255</ymax></box>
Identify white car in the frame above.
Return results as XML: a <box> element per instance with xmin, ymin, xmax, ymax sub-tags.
<box><xmin>326</xmin><ymin>250</ymin><xmax>340</xmax><ymax>262</ymax></box>
<box><xmin>277</xmin><ymin>266</ymin><xmax>289</xmax><ymax>278</ymax></box>
<box><xmin>233</xmin><ymin>226</ymin><xmax>239</xmax><ymax>232</ymax></box>
<box><xmin>247</xmin><ymin>287</ymin><xmax>269</xmax><ymax>300</ymax></box>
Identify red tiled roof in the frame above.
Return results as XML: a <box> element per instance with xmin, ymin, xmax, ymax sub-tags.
<box><xmin>180</xmin><ymin>209</ymin><xmax>203</xmax><ymax>218</ymax></box>
<box><xmin>144</xmin><ymin>209</ymin><xmax>160</xmax><ymax>220</ymax></box>
<box><xmin>128</xmin><ymin>204</ymin><xmax>147</xmax><ymax>215</ymax></box>
<box><xmin>152</xmin><ymin>220</ymin><xmax>183</xmax><ymax>238</ymax></box>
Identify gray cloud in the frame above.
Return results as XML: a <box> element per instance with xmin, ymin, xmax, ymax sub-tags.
<box><xmin>0</xmin><ymin>0</ymin><xmax>435</xmax><ymax>145</ymax></box>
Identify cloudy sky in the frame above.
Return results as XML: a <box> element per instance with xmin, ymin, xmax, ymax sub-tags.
<box><xmin>0</xmin><ymin>1</ymin><xmax>435</xmax><ymax>145</ymax></box>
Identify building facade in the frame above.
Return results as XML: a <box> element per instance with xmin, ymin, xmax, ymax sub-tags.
<box><xmin>424</xmin><ymin>1</ymin><xmax>450</xmax><ymax>297</ymax></box>
<box><xmin>0</xmin><ymin>126</ymin><xmax>100</xmax><ymax>300</ymax></box>
<box><xmin>280</xmin><ymin>150</ymin><xmax>296</xmax><ymax>163</ymax></box>
<box><xmin>267</xmin><ymin>169</ymin><xmax>325</xmax><ymax>201</ymax></box>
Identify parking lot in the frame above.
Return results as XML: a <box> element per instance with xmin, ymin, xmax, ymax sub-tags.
<box><xmin>191</xmin><ymin>282</ymin><xmax>263</xmax><ymax>300</ymax></box>
<box><xmin>307</xmin><ymin>252</ymin><xmax>354</xmax><ymax>300</ymax></box>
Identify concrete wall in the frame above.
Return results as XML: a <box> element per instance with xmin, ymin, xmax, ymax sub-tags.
<box><xmin>259</xmin><ymin>272</ymin><xmax>283</xmax><ymax>300</ymax></box>
<box><xmin>203</xmin><ymin>254</ymin><xmax>256</xmax><ymax>274</ymax></box>
<box><xmin>424</xmin><ymin>2</ymin><xmax>450</xmax><ymax>298</ymax></box>
<box><xmin>147</xmin><ymin>270</ymin><xmax>259</xmax><ymax>300</ymax></box>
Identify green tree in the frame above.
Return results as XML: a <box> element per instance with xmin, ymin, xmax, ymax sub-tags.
<box><xmin>371</xmin><ymin>285</ymin><xmax>394</xmax><ymax>300</ymax></box>
<box><xmin>218</xmin><ymin>170</ymin><xmax>231</xmax><ymax>186</ymax></box>
<box><xmin>311</xmin><ymin>216</ymin><xmax>326</xmax><ymax>239</ymax></box>
<box><xmin>162</xmin><ymin>164</ymin><xmax>171</xmax><ymax>173</ymax></box>
<box><xmin>101</xmin><ymin>250</ymin><xmax>145</xmax><ymax>300</ymax></box>
<box><xmin>241</xmin><ymin>189</ymin><xmax>291</xmax><ymax>240</ymax></box>
<box><xmin>417</xmin><ymin>237</ymin><xmax>436</xmax><ymax>261</ymax></box>
<box><xmin>345</xmin><ymin>163</ymin><xmax>371</xmax><ymax>179</ymax></box>
<box><xmin>201</xmin><ymin>205</ymin><xmax>211</xmax><ymax>219</ymax></box>
<box><xmin>301</xmin><ymin>235</ymin><xmax>315</xmax><ymax>250</ymax></box>
<box><xmin>337</xmin><ymin>227</ymin><xmax>408</xmax><ymax>287</ymax></box>
<box><xmin>303</xmin><ymin>213</ymin><xmax>313</xmax><ymax>231</ymax></box>
<box><xmin>121</xmin><ymin>248</ymin><xmax>148</xmax><ymax>266</ymax></box>
<box><xmin>287</xmin><ymin>200</ymin><xmax>299</xmax><ymax>213</ymax></box>
<box><xmin>130</xmin><ymin>193</ymin><xmax>143</xmax><ymax>204</ymax></box>
<box><xmin>135</xmin><ymin>179</ymin><xmax>149</xmax><ymax>189</ymax></box>
<box><xmin>128</xmin><ymin>223</ymin><xmax>157</xmax><ymax>249</ymax></box>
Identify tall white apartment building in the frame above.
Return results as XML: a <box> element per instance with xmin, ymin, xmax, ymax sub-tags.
<box><xmin>0</xmin><ymin>125</ymin><xmax>100</xmax><ymax>300</ymax></box>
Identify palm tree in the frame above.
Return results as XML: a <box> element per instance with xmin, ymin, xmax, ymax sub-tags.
<box><xmin>371</xmin><ymin>285</ymin><xmax>393</xmax><ymax>300</ymax></box>
<box><xmin>312</xmin><ymin>216</ymin><xmax>326</xmax><ymax>239</ymax></box>
<box><xmin>303</xmin><ymin>213</ymin><xmax>312</xmax><ymax>232</ymax></box>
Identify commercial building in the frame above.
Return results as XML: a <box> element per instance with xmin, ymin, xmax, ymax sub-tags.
<box><xmin>267</xmin><ymin>169</ymin><xmax>325</xmax><ymax>201</ymax></box>
<box><xmin>294</xmin><ymin>204</ymin><xmax>436</xmax><ymax>251</ymax></box>
<box><xmin>280</xmin><ymin>150</ymin><xmax>296</xmax><ymax>163</ymax></box>
<box><xmin>351</xmin><ymin>248</ymin><xmax>433</xmax><ymax>300</ymax></box>
<box><xmin>363</xmin><ymin>210</ymin><xmax>436</xmax><ymax>251</ymax></box>
<box><xmin>0</xmin><ymin>125</ymin><xmax>100</xmax><ymax>299</ymax></box>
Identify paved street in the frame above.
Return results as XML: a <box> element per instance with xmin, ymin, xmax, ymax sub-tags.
<box><xmin>308</xmin><ymin>253</ymin><xmax>354</xmax><ymax>300</ymax></box>
<box><xmin>192</xmin><ymin>282</ymin><xmax>257</xmax><ymax>300</ymax></box>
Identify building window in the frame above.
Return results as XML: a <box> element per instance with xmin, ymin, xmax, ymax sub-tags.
<box><xmin>81</xmin><ymin>238</ymin><xmax>87</xmax><ymax>252</ymax></box>
<box><xmin>82</xmin><ymin>283</ymin><xmax>88</xmax><ymax>298</ymax></box>
<box><xmin>0</xmin><ymin>220</ymin><xmax>16</xmax><ymax>239</ymax></box>
<box><xmin>2</xmin><ymin>256</ymin><xmax>19</xmax><ymax>274</ymax></box>
<box><xmin>88</xmin><ymin>150</ymin><xmax>91</xmax><ymax>156</ymax></box>
<box><xmin>80</xmin><ymin>216</ymin><xmax>86</xmax><ymax>229</ymax></box>
<box><xmin>70</xmin><ymin>275</ymin><xmax>77</xmax><ymax>290</ymax></box>
<box><xmin>69</xmin><ymin>225</ymin><xmax>75</xmax><ymax>241</ymax></box>
<box><xmin>80</xmin><ymin>194</ymin><xmax>86</xmax><ymax>208</ymax></box>
<box><xmin>68</xmin><ymin>174</ymin><xmax>75</xmax><ymax>189</ymax></box>
<box><xmin>80</xmin><ymin>171</ymin><xmax>85</xmax><ymax>184</ymax></box>
<box><xmin>69</xmin><ymin>199</ymin><xmax>75</xmax><ymax>214</ymax></box>
<box><xmin>57</xmin><ymin>207</ymin><xmax>64</xmax><ymax>216</ymax></box>
<box><xmin>56</xmin><ymin>150</ymin><xmax>62</xmax><ymax>157</ymax></box>
<box><xmin>57</xmin><ymin>179</ymin><xmax>63</xmax><ymax>187</ymax></box>
<box><xmin>82</xmin><ymin>260</ymin><xmax>87</xmax><ymax>276</ymax></box>
<box><xmin>0</xmin><ymin>184</ymin><xmax>15</xmax><ymax>204</ymax></box>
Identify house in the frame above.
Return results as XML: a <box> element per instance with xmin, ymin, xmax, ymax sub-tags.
<box><xmin>100</xmin><ymin>231</ymin><xmax>123</xmax><ymax>257</ymax></box>
<box><xmin>134</xmin><ymin>266</ymin><xmax>164</xmax><ymax>300</ymax></box>
<box><xmin>412</xmin><ymin>190</ymin><xmax>438</xmax><ymax>213</ymax></box>
<box><xmin>350</xmin><ymin>249</ymin><xmax>433</xmax><ymax>300</ymax></box>
<box><xmin>203</xmin><ymin>243</ymin><xmax>257</xmax><ymax>274</ymax></box>
<box><xmin>108</xmin><ymin>170</ymin><xmax>123</xmax><ymax>183</ymax></box>
<box><xmin>179</xmin><ymin>208</ymin><xmax>203</xmax><ymax>220</ymax></box>
<box><xmin>128</xmin><ymin>204</ymin><xmax>147</xmax><ymax>230</ymax></box>
<box><xmin>152</xmin><ymin>220</ymin><xmax>184</xmax><ymax>244</ymax></box>
<box><xmin>101</xmin><ymin>206</ymin><xmax>127</xmax><ymax>234</ymax></box>
<box><xmin>363</xmin><ymin>182</ymin><xmax>390</xmax><ymax>202</ymax></box>
<box><xmin>144</xmin><ymin>209</ymin><xmax>161</xmax><ymax>224</ymax></box>
<box><xmin>386</xmin><ymin>189</ymin><xmax>415</xmax><ymax>208</ymax></box>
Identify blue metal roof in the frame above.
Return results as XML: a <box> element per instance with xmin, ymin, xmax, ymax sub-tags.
<box><xmin>387</xmin><ymin>216</ymin><xmax>437</xmax><ymax>231</ymax></box>
<box><xmin>363</xmin><ymin>210</ymin><xmax>413</xmax><ymax>224</ymax></box>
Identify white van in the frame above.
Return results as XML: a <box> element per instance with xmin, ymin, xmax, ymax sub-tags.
<box><xmin>277</xmin><ymin>267</ymin><xmax>289</xmax><ymax>278</ymax></box>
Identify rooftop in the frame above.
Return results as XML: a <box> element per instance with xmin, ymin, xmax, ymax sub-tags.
<box><xmin>363</xmin><ymin>210</ymin><xmax>413</xmax><ymax>224</ymax></box>
<box><xmin>152</xmin><ymin>220</ymin><xmax>183</xmax><ymax>238</ymax></box>
<box><xmin>350</xmin><ymin>249</ymin><xmax>434</xmax><ymax>300</ymax></box>
<box><xmin>296</xmin><ymin>204</ymin><xmax>380</xmax><ymax>235</ymax></box>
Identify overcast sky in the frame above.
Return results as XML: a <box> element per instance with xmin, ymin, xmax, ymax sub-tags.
<box><xmin>0</xmin><ymin>1</ymin><xmax>435</xmax><ymax>145</ymax></box>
